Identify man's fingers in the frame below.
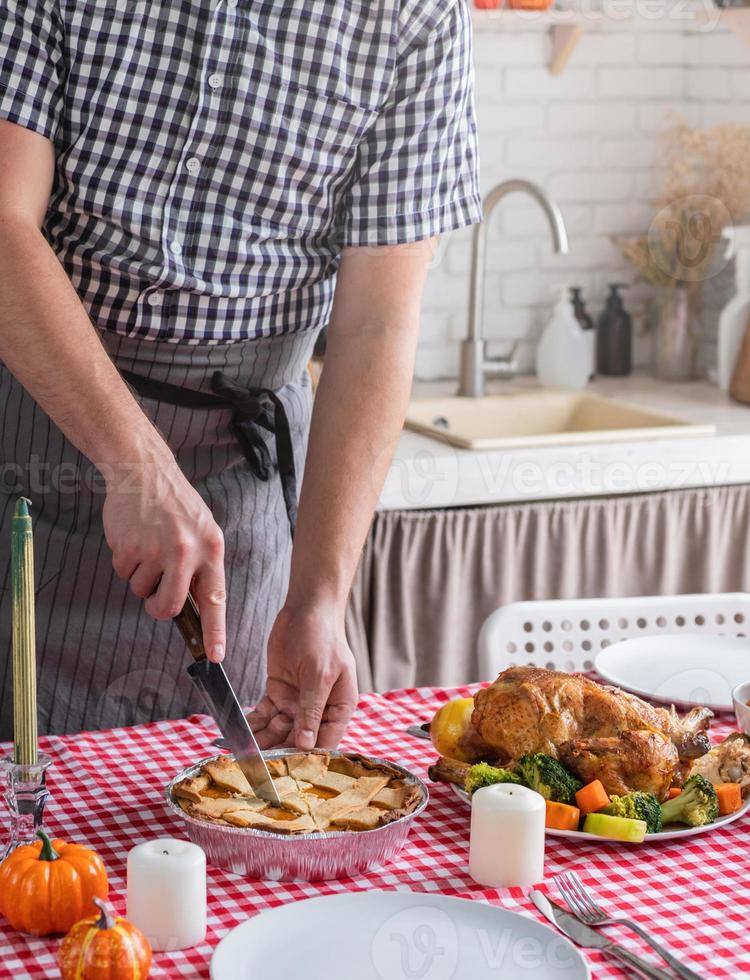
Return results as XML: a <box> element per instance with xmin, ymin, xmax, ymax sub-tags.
<box><xmin>292</xmin><ymin>671</ymin><xmax>338</xmax><ymax>750</ymax></box>
<box><xmin>194</xmin><ymin>564</ymin><xmax>227</xmax><ymax>663</ymax></box>
<box><xmin>144</xmin><ymin>562</ymin><xmax>193</xmax><ymax>620</ymax></box>
<box><xmin>245</xmin><ymin>698</ymin><xmax>294</xmax><ymax>749</ymax></box>
<box><xmin>245</xmin><ymin>695</ymin><xmax>277</xmax><ymax>728</ymax></box>
<box><xmin>315</xmin><ymin>705</ymin><xmax>356</xmax><ymax>749</ymax></box>
<box><xmin>128</xmin><ymin>563</ymin><xmax>162</xmax><ymax>600</ymax></box>
<box><xmin>252</xmin><ymin>713</ymin><xmax>294</xmax><ymax>750</ymax></box>
<box><xmin>315</xmin><ymin>668</ymin><xmax>359</xmax><ymax>749</ymax></box>
<box><xmin>112</xmin><ymin>551</ymin><xmax>138</xmax><ymax>580</ymax></box>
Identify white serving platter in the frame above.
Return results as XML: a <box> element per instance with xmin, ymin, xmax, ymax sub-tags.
<box><xmin>594</xmin><ymin>634</ymin><xmax>750</xmax><ymax>711</ymax></box>
<box><xmin>211</xmin><ymin>891</ymin><xmax>590</xmax><ymax>980</ymax></box>
<box><xmin>451</xmin><ymin>784</ymin><xmax>750</xmax><ymax>842</ymax></box>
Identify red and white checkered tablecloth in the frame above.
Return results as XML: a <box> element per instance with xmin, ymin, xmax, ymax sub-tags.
<box><xmin>1</xmin><ymin>685</ymin><xmax>749</xmax><ymax>979</ymax></box>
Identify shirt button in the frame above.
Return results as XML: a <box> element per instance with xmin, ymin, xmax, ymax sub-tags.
<box><xmin>170</xmin><ymin>240</ymin><xmax>182</xmax><ymax>256</ymax></box>
<box><xmin>227</xmin><ymin>0</ymin><xmax>237</xmax><ymax>8</ymax></box>
<box><xmin>147</xmin><ymin>293</ymin><xmax>161</xmax><ymax>306</ymax></box>
<box><xmin>185</xmin><ymin>156</ymin><xmax>201</xmax><ymax>175</ymax></box>
<box><xmin>208</xmin><ymin>73</ymin><xmax>223</xmax><ymax>90</ymax></box>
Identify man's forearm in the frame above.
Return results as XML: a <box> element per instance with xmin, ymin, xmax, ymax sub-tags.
<box><xmin>240</xmin><ymin>241</ymin><xmax>433</xmax><ymax>750</ymax></box>
<box><xmin>0</xmin><ymin>214</ymin><xmax>229</xmax><ymax>654</ymax></box>
<box><xmin>0</xmin><ymin>215</ymin><xmax>168</xmax><ymax>473</ymax></box>
<box><xmin>285</xmin><ymin>315</ymin><xmax>419</xmax><ymax>614</ymax></box>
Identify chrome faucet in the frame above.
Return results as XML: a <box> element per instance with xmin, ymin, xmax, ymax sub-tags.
<box><xmin>459</xmin><ymin>178</ymin><xmax>569</xmax><ymax>397</ymax></box>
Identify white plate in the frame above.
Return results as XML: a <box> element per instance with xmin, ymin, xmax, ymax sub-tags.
<box><xmin>211</xmin><ymin>891</ymin><xmax>590</xmax><ymax>980</ymax></box>
<box><xmin>451</xmin><ymin>784</ymin><xmax>750</xmax><ymax>842</ymax></box>
<box><xmin>594</xmin><ymin>634</ymin><xmax>750</xmax><ymax>711</ymax></box>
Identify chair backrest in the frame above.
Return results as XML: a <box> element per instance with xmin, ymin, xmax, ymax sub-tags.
<box><xmin>478</xmin><ymin>593</ymin><xmax>750</xmax><ymax>679</ymax></box>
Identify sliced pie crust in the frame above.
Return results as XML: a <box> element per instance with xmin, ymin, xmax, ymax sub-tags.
<box><xmin>173</xmin><ymin>752</ymin><xmax>421</xmax><ymax>835</ymax></box>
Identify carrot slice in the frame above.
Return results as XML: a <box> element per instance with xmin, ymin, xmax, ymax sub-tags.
<box><xmin>715</xmin><ymin>783</ymin><xmax>743</xmax><ymax>816</ymax></box>
<box><xmin>575</xmin><ymin>779</ymin><xmax>611</xmax><ymax>815</ymax></box>
<box><xmin>545</xmin><ymin>800</ymin><xmax>581</xmax><ymax>832</ymax></box>
<box><xmin>666</xmin><ymin>787</ymin><xmax>682</xmax><ymax>800</ymax></box>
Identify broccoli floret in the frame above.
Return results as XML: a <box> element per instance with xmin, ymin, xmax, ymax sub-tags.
<box><xmin>603</xmin><ymin>792</ymin><xmax>663</xmax><ymax>834</ymax></box>
<box><xmin>660</xmin><ymin>774</ymin><xmax>719</xmax><ymax>828</ymax></box>
<box><xmin>516</xmin><ymin>753</ymin><xmax>582</xmax><ymax>805</ymax></box>
<box><xmin>465</xmin><ymin>762</ymin><xmax>522</xmax><ymax>796</ymax></box>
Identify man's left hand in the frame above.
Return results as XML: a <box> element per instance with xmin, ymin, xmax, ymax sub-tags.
<box><xmin>246</xmin><ymin>602</ymin><xmax>358</xmax><ymax>750</ymax></box>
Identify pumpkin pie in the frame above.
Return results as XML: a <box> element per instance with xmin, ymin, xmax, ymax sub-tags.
<box><xmin>172</xmin><ymin>751</ymin><xmax>422</xmax><ymax>834</ymax></box>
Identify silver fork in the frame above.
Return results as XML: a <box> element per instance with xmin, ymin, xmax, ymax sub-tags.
<box><xmin>555</xmin><ymin>871</ymin><xmax>703</xmax><ymax>980</ymax></box>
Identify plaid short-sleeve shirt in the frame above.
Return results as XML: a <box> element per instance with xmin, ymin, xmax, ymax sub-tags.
<box><xmin>0</xmin><ymin>0</ymin><xmax>481</xmax><ymax>343</ymax></box>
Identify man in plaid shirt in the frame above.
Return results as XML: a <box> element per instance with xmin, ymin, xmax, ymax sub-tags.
<box><xmin>0</xmin><ymin>0</ymin><xmax>480</xmax><ymax>743</ymax></box>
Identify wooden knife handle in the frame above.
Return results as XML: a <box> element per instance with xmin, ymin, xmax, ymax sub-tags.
<box><xmin>174</xmin><ymin>592</ymin><xmax>206</xmax><ymax>662</ymax></box>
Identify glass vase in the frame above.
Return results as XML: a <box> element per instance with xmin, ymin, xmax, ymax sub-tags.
<box><xmin>2</xmin><ymin>752</ymin><xmax>52</xmax><ymax>857</ymax></box>
<box><xmin>651</xmin><ymin>285</ymin><xmax>701</xmax><ymax>381</ymax></box>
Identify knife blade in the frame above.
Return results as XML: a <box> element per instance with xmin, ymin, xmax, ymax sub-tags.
<box><xmin>174</xmin><ymin>594</ymin><xmax>280</xmax><ymax>804</ymax></box>
<box><xmin>529</xmin><ymin>891</ymin><xmax>673</xmax><ymax>980</ymax></box>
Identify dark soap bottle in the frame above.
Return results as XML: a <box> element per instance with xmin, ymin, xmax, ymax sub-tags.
<box><xmin>570</xmin><ymin>286</ymin><xmax>595</xmax><ymax>380</ymax></box>
<box><xmin>596</xmin><ymin>283</ymin><xmax>632</xmax><ymax>377</ymax></box>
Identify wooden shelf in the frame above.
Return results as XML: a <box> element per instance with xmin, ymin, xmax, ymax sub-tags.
<box><xmin>472</xmin><ymin>7</ymin><xmax>610</xmax><ymax>75</ymax></box>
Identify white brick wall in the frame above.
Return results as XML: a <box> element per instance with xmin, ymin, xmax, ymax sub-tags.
<box><xmin>416</xmin><ymin>3</ymin><xmax>750</xmax><ymax>380</ymax></box>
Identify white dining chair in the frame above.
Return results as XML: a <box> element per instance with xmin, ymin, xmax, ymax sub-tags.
<box><xmin>477</xmin><ymin>592</ymin><xmax>750</xmax><ymax>679</ymax></box>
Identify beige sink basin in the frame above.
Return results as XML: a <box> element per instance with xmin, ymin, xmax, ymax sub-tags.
<box><xmin>405</xmin><ymin>391</ymin><xmax>715</xmax><ymax>450</ymax></box>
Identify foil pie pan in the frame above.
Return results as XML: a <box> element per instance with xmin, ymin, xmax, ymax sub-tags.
<box><xmin>164</xmin><ymin>748</ymin><xmax>429</xmax><ymax>882</ymax></box>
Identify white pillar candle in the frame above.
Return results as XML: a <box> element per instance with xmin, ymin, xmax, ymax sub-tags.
<box><xmin>127</xmin><ymin>838</ymin><xmax>207</xmax><ymax>951</ymax></box>
<box><xmin>469</xmin><ymin>784</ymin><xmax>545</xmax><ymax>889</ymax></box>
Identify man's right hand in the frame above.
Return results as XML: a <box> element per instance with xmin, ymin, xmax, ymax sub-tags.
<box><xmin>0</xmin><ymin>119</ymin><xmax>226</xmax><ymax>658</ymax></box>
<box><xmin>102</xmin><ymin>455</ymin><xmax>226</xmax><ymax>662</ymax></box>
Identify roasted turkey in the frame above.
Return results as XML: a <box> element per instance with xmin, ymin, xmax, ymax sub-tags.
<box><xmin>435</xmin><ymin>666</ymin><xmax>713</xmax><ymax>800</ymax></box>
<box><xmin>428</xmin><ymin>730</ymin><xmax>679</xmax><ymax>800</ymax></box>
<box><xmin>559</xmin><ymin>730</ymin><xmax>678</xmax><ymax>799</ymax></box>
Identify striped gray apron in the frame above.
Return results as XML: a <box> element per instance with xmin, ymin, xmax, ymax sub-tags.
<box><xmin>0</xmin><ymin>328</ymin><xmax>317</xmax><ymax>738</ymax></box>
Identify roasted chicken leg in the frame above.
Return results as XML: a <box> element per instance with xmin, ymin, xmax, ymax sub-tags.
<box><xmin>690</xmin><ymin>732</ymin><xmax>750</xmax><ymax>796</ymax></box>
<box><xmin>559</xmin><ymin>730</ymin><xmax>678</xmax><ymax>800</ymax></box>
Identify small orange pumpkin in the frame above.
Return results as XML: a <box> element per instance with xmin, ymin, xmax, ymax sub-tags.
<box><xmin>58</xmin><ymin>897</ymin><xmax>152</xmax><ymax>980</ymax></box>
<box><xmin>0</xmin><ymin>830</ymin><xmax>109</xmax><ymax>935</ymax></box>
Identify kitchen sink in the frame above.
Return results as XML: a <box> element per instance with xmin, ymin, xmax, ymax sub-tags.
<box><xmin>405</xmin><ymin>391</ymin><xmax>715</xmax><ymax>450</ymax></box>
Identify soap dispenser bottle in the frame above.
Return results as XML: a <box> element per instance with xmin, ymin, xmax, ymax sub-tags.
<box><xmin>717</xmin><ymin>225</ymin><xmax>750</xmax><ymax>391</ymax></box>
<box><xmin>536</xmin><ymin>287</ymin><xmax>590</xmax><ymax>389</ymax></box>
<box><xmin>570</xmin><ymin>286</ymin><xmax>595</xmax><ymax>380</ymax></box>
<box><xmin>597</xmin><ymin>283</ymin><xmax>632</xmax><ymax>377</ymax></box>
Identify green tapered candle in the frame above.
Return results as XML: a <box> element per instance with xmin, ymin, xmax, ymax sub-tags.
<box><xmin>11</xmin><ymin>497</ymin><xmax>37</xmax><ymax>765</ymax></box>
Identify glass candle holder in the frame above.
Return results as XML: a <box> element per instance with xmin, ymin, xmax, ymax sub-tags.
<box><xmin>2</xmin><ymin>752</ymin><xmax>52</xmax><ymax>858</ymax></box>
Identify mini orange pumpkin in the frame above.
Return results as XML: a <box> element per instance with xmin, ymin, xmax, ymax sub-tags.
<box><xmin>0</xmin><ymin>830</ymin><xmax>109</xmax><ymax>935</ymax></box>
<box><xmin>58</xmin><ymin>897</ymin><xmax>152</xmax><ymax>980</ymax></box>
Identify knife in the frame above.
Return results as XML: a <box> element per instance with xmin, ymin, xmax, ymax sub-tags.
<box><xmin>529</xmin><ymin>891</ymin><xmax>673</xmax><ymax>980</ymax></box>
<box><xmin>174</xmin><ymin>593</ymin><xmax>280</xmax><ymax>803</ymax></box>
<box><xmin>406</xmin><ymin>723</ymin><xmax>431</xmax><ymax>741</ymax></box>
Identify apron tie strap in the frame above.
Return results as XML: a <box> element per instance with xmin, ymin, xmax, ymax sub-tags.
<box><xmin>120</xmin><ymin>368</ymin><xmax>298</xmax><ymax>537</ymax></box>
<box><xmin>210</xmin><ymin>371</ymin><xmax>298</xmax><ymax>536</ymax></box>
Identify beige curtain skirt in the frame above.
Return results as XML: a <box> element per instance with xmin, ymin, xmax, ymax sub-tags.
<box><xmin>346</xmin><ymin>484</ymin><xmax>750</xmax><ymax>691</ymax></box>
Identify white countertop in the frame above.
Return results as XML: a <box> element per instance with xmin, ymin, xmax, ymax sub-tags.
<box><xmin>378</xmin><ymin>374</ymin><xmax>750</xmax><ymax>511</ymax></box>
